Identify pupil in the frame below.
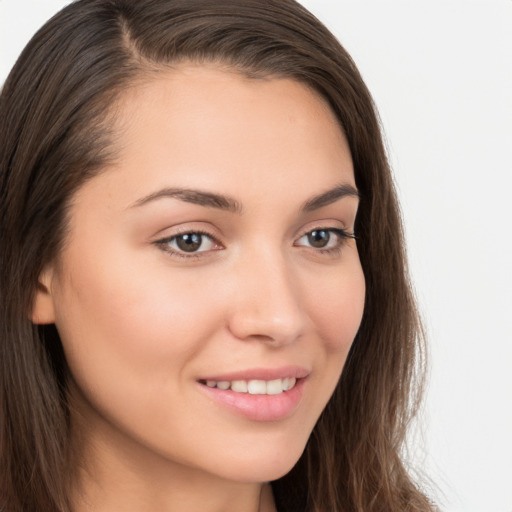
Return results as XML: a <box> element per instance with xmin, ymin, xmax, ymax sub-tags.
<box><xmin>308</xmin><ymin>230</ymin><xmax>329</xmax><ymax>248</ymax></box>
<box><xmin>176</xmin><ymin>233</ymin><xmax>202</xmax><ymax>252</ymax></box>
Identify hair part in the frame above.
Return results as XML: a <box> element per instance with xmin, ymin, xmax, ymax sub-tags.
<box><xmin>0</xmin><ymin>1</ymin><xmax>432</xmax><ymax>510</ymax></box>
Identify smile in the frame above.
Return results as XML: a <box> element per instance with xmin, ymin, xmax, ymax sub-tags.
<box><xmin>204</xmin><ymin>377</ymin><xmax>297</xmax><ymax>395</ymax></box>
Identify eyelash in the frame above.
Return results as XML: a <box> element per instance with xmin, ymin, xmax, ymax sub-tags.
<box><xmin>154</xmin><ymin>227</ymin><xmax>356</xmax><ymax>260</ymax></box>
<box><xmin>155</xmin><ymin>229</ymin><xmax>219</xmax><ymax>260</ymax></box>
<box><xmin>295</xmin><ymin>228</ymin><xmax>356</xmax><ymax>256</ymax></box>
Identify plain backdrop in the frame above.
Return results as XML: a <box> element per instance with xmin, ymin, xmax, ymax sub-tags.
<box><xmin>1</xmin><ymin>1</ymin><xmax>511</xmax><ymax>511</ymax></box>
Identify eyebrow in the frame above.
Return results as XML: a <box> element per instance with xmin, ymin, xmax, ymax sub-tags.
<box><xmin>130</xmin><ymin>187</ymin><xmax>243</xmax><ymax>214</ymax></box>
<box><xmin>130</xmin><ymin>182</ymin><xmax>359</xmax><ymax>214</ymax></box>
<box><xmin>301</xmin><ymin>183</ymin><xmax>360</xmax><ymax>212</ymax></box>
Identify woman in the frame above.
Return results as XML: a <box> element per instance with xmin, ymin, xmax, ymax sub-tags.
<box><xmin>0</xmin><ymin>0</ymin><xmax>434</xmax><ymax>511</ymax></box>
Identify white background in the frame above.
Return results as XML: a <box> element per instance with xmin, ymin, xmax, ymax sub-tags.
<box><xmin>1</xmin><ymin>1</ymin><xmax>511</xmax><ymax>511</ymax></box>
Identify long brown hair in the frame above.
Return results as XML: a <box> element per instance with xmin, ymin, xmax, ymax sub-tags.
<box><xmin>0</xmin><ymin>1</ymin><xmax>433</xmax><ymax>510</ymax></box>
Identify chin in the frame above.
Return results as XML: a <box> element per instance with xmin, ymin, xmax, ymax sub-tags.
<box><xmin>212</xmin><ymin>443</ymin><xmax>305</xmax><ymax>484</ymax></box>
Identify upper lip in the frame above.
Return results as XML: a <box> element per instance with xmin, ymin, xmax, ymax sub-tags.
<box><xmin>199</xmin><ymin>366</ymin><xmax>310</xmax><ymax>382</ymax></box>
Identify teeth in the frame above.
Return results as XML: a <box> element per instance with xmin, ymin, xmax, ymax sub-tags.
<box><xmin>203</xmin><ymin>377</ymin><xmax>298</xmax><ymax>394</ymax></box>
<box><xmin>247</xmin><ymin>380</ymin><xmax>267</xmax><ymax>394</ymax></box>
<box><xmin>283</xmin><ymin>377</ymin><xmax>296</xmax><ymax>391</ymax></box>
<box><xmin>231</xmin><ymin>380</ymin><xmax>248</xmax><ymax>392</ymax></box>
<box><xmin>266</xmin><ymin>379</ymin><xmax>283</xmax><ymax>395</ymax></box>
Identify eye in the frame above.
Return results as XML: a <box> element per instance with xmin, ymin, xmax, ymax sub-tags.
<box><xmin>295</xmin><ymin>228</ymin><xmax>354</xmax><ymax>252</ymax></box>
<box><xmin>156</xmin><ymin>231</ymin><xmax>221</xmax><ymax>256</ymax></box>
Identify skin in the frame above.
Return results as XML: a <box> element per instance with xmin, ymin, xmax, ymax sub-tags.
<box><xmin>33</xmin><ymin>65</ymin><xmax>366</xmax><ymax>512</ymax></box>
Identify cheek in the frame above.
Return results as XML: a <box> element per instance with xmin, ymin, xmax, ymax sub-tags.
<box><xmin>52</xmin><ymin>243</ymin><xmax>225</xmax><ymax>396</ymax></box>
<box><xmin>306</xmin><ymin>263</ymin><xmax>366</xmax><ymax>354</ymax></box>
<box><xmin>52</xmin><ymin>249</ymin><xmax>232</xmax><ymax>462</ymax></box>
<box><xmin>298</xmin><ymin>259</ymin><xmax>365</xmax><ymax>412</ymax></box>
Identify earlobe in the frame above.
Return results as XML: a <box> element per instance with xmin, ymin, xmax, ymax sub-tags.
<box><xmin>31</xmin><ymin>270</ymin><xmax>56</xmax><ymax>325</ymax></box>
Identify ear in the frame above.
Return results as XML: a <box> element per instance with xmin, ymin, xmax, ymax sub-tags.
<box><xmin>31</xmin><ymin>269</ymin><xmax>56</xmax><ymax>325</ymax></box>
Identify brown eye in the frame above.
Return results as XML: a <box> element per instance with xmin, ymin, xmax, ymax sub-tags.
<box><xmin>175</xmin><ymin>233</ymin><xmax>203</xmax><ymax>252</ymax></box>
<box><xmin>307</xmin><ymin>230</ymin><xmax>331</xmax><ymax>248</ymax></box>
<box><xmin>295</xmin><ymin>228</ymin><xmax>352</xmax><ymax>252</ymax></box>
<box><xmin>160</xmin><ymin>232</ymin><xmax>218</xmax><ymax>254</ymax></box>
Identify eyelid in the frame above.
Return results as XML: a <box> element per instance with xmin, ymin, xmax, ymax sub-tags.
<box><xmin>151</xmin><ymin>221</ymin><xmax>223</xmax><ymax>241</ymax></box>
<box><xmin>294</xmin><ymin>220</ymin><xmax>356</xmax><ymax>241</ymax></box>
<box><xmin>293</xmin><ymin>225</ymin><xmax>356</xmax><ymax>255</ymax></box>
<box><xmin>154</xmin><ymin>227</ymin><xmax>224</xmax><ymax>259</ymax></box>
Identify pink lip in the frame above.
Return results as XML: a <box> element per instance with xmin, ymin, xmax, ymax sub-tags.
<box><xmin>199</xmin><ymin>365</ymin><xmax>310</xmax><ymax>382</ymax></box>
<box><xmin>197</xmin><ymin>366</ymin><xmax>309</xmax><ymax>422</ymax></box>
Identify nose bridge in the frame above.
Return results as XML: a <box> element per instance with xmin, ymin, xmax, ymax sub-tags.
<box><xmin>227</xmin><ymin>243</ymin><xmax>305</xmax><ymax>345</ymax></box>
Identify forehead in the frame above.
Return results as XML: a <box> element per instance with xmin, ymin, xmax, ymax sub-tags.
<box><xmin>127</xmin><ymin>64</ymin><xmax>347</xmax><ymax>162</ymax></box>
<box><xmin>71</xmin><ymin>64</ymin><xmax>354</xmax><ymax>216</ymax></box>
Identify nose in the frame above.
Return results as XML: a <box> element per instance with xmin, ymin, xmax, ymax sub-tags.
<box><xmin>226</xmin><ymin>249</ymin><xmax>306</xmax><ymax>346</ymax></box>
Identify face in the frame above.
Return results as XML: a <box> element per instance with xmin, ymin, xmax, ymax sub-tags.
<box><xmin>34</xmin><ymin>65</ymin><xmax>365</xmax><ymax>485</ymax></box>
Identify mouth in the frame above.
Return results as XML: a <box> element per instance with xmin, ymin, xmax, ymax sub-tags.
<box><xmin>199</xmin><ymin>377</ymin><xmax>297</xmax><ymax>395</ymax></box>
<box><xmin>197</xmin><ymin>367</ymin><xmax>308</xmax><ymax>422</ymax></box>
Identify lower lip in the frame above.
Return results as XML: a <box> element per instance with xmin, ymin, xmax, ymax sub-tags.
<box><xmin>198</xmin><ymin>378</ymin><xmax>306</xmax><ymax>422</ymax></box>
